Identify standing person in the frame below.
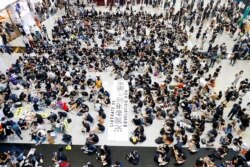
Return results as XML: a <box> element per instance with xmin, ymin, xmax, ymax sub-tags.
<box><xmin>200</xmin><ymin>37</ymin><xmax>206</xmax><ymax>50</ymax></box>
<box><xmin>232</xmin><ymin>70</ymin><xmax>244</xmax><ymax>86</ymax></box>
<box><xmin>95</xmin><ymin>76</ymin><xmax>102</xmax><ymax>89</ymax></box>
<box><xmin>1</xmin><ymin>32</ymin><xmax>11</xmax><ymax>55</ymax></box>
<box><xmin>1</xmin><ymin>32</ymin><xmax>8</xmax><ymax>46</ymax></box>
<box><xmin>172</xmin><ymin>0</ymin><xmax>176</xmax><ymax>6</ymax></box>
<box><xmin>28</xmin><ymin>34</ymin><xmax>35</xmax><ymax>48</ymax></box>
<box><xmin>15</xmin><ymin>2</ymin><xmax>22</xmax><ymax>18</ymax></box>
<box><xmin>209</xmin><ymin>51</ymin><xmax>217</xmax><ymax>68</ymax></box>
<box><xmin>10</xmin><ymin>122</ymin><xmax>23</xmax><ymax>140</ymax></box>
<box><xmin>230</xmin><ymin>51</ymin><xmax>239</xmax><ymax>66</ymax></box>
<box><xmin>42</xmin><ymin>25</ymin><xmax>48</xmax><ymax>38</ymax></box>
<box><xmin>23</xmin><ymin>35</ymin><xmax>31</xmax><ymax>53</ymax></box>
<box><xmin>228</xmin><ymin>101</ymin><xmax>242</xmax><ymax>120</ymax></box>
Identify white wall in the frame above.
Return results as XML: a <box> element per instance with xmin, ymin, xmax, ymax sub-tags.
<box><xmin>0</xmin><ymin>0</ymin><xmax>18</xmax><ymax>11</ymax></box>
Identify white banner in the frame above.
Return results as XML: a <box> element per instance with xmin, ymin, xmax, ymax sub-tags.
<box><xmin>107</xmin><ymin>80</ymin><xmax>129</xmax><ymax>141</ymax></box>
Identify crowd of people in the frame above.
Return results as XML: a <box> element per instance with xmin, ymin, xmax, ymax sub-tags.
<box><xmin>0</xmin><ymin>0</ymin><xmax>250</xmax><ymax>166</ymax></box>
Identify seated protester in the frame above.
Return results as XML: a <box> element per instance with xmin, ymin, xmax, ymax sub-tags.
<box><xmin>82</xmin><ymin>121</ymin><xmax>91</xmax><ymax>133</ymax></box>
<box><xmin>133</xmin><ymin>100</ymin><xmax>143</xmax><ymax>113</ymax></box>
<box><xmin>89</xmin><ymin>90</ymin><xmax>95</xmax><ymax>102</ymax></box>
<box><xmin>97</xmin><ymin>145</ymin><xmax>111</xmax><ymax>159</ymax></box>
<box><xmin>216</xmin><ymin>91</ymin><xmax>223</xmax><ymax>100</ymax></box>
<box><xmin>205</xmin><ymin>128</ymin><xmax>218</xmax><ymax>146</ymax></box>
<box><xmin>126</xmin><ymin>150</ymin><xmax>140</xmax><ymax>165</ymax></box>
<box><xmin>22</xmin><ymin>154</ymin><xmax>41</xmax><ymax>167</ymax></box>
<box><xmin>83</xmin><ymin>162</ymin><xmax>94</xmax><ymax>167</ymax></box>
<box><xmin>62</xmin><ymin>102</ymin><xmax>69</xmax><ymax>112</ymax></box>
<box><xmin>82</xmin><ymin>104</ymin><xmax>90</xmax><ymax>112</ymax></box>
<box><xmin>100</xmin><ymin>151</ymin><xmax>112</xmax><ymax>167</ymax></box>
<box><xmin>52</xmin><ymin>146</ymin><xmax>67</xmax><ymax>164</ymax></box>
<box><xmin>102</xmin><ymin>145</ymin><xmax>112</xmax><ymax>157</ymax></box>
<box><xmin>98</xmin><ymin>108</ymin><xmax>106</xmax><ymax>119</ymax></box>
<box><xmin>19</xmin><ymin>92</ymin><xmax>27</xmax><ymax>101</ymax></box>
<box><xmin>81</xmin><ymin>91</ymin><xmax>89</xmax><ymax>101</ymax></box>
<box><xmin>9</xmin><ymin>93</ymin><xmax>19</xmax><ymax>103</ymax></box>
<box><xmin>70</xmin><ymin>97</ymin><xmax>83</xmax><ymax>111</ymax></box>
<box><xmin>156</xmin><ymin>108</ymin><xmax>166</xmax><ymax>120</ymax></box>
<box><xmin>112</xmin><ymin>161</ymin><xmax>124</xmax><ymax>167</ymax></box>
<box><xmin>3</xmin><ymin>103</ymin><xmax>13</xmax><ymax>118</ymax></box>
<box><xmin>161</xmin><ymin>123</ymin><xmax>175</xmax><ymax>136</ymax></box>
<box><xmin>91</xmin><ymin>123</ymin><xmax>105</xmax><ymax>133</ymax></box>
<box><xmin>47</xmin><ymin>113</ymin><xmax>58</xmax><ymax>123</ymax></box>
<box><xmin>0</xmin><ymin>152</ymin><xmax>11</xmax><ymax>165</ymax></box>
<box><xmin>220</xmin><ymin>133</ymin><xmax>233</xmax><ymax>146</ymax></box>
<box><xmin>157</xmin><ymin>153</ymin><xmax>170</xmax><ymax>167</ymax></box>
<box><xmin>174</xmin><ymin>151</ymin><xmax>186</xmax><ymax>165</ymax></box>
<box><xmin>31</xmin><ymin>113</ymin><xmax>44</xmax><ymax>125</ymax></box>
<box><xmin>195</xmin><ymin>156</ymin><xmax>215</xmax><ymax>167</ymax></box>
<box><xmin>81</xmin><ymin>143</ymin><xmax>97</xmax><ymax>155</ymax></box>
<box><xmin>156</xmin><ymin>144</ymin><xmax>169</xmax><ymax>155</ymax></box>
<box><xmin>233</xmin><ymin>136</ymin><xmax>243</xmax><ymax>150</ymax></box>
<box><xmin>102</xmin><ymin>95</ymin><xmax>110</xmax><ymax>106</ymax></box>
<box><xmin>54</xmin><ymin>120</ymin><xmax>63</xmax><ymax>133</ymax></box>
<box><xmin>162</xmin><ymin>134</ymin><xmax>174</xmax><ymax>145</ymax></box>
<box><xmin>54</xmin><ymin>98</ymin><xmax>64</xmax><ymax>109</ymax></box>
<box><xmin>17</xmin><ymin>118</ymin><xmax>29</xmax><ymax>130</ymax></box>
<box><xmin>175</xmin><ymin>126</ymin><xmax>187</xmax><ymax>142</ymax></box>
<box><xmin>94</xmin><ymin>100</ymin><xmax>102</xmax><ymax>112</ymax></box>
<box><xmin>33</xmin><ymin>102</ymin><xmax>41</xmax><ymax>111</ymax></box>
<box><xmin>86</xmin><ymin>133</ymin><xmax>99</xmax><ymax>144</ymax></box>
<box><xmin>188</xmin><ymin>135</ymin><xmax>200</xmax><ymax>153</ymax></box>
<box><xmin>0</xmin><ymin>152</ymin><xmax>11</xmax><ymax>166</ymax></box>
<box><xmin>84</xmin><ymin>113</ymin><xmax>94</xmax><ymax>124</ymax></box>
<box><xmin>195</xmin><ymin>158</ymin><xmax>205</xmax><ymax>167</ymax></box>
<box><xmin>98</xmin><ymin>111</ymin><xmax>106</xmax><ymax>124</ymax></box>
<box><xmin>59</xmin><ymin>82</ymin><xmax>69</xmax><ymax>97</ymax></box>
<box><xmin>61</xmin><ymin>134</ymin><xmax>72</xmax><ymax>144</ymax></box>
<box><xmin>154</xmin><ymin>144</ymin><xmax>170</xmax><ymax>166</ymax></box>
<box><xmin>143</xmin><ymin>114</ymin><xmax>153</xmax><ymax>126</ymax></box>
<box><xmin>130</xmin><ymin>125</ymin><xmax>146</xmax><ymax>144</ymax></box>
<box><xmin>225</xmin><ymin>155</ymin><xmax>246</xmax><ymax>167</ymax></box>
<box><xmin>212</xmin><ymin>146</ymin><xmax>229</xmax><ymax>159</ymax></box>
<box><xmin>44</xmin><ymin>97</ymin><xmax>52</xmax><ymax>106</ymax></box>
<box><xmin>132</xmin><ymin>115</ymin><xmax>143</xmax><ymax>126</ymax></box>
<box><xmin>96</xmin><ymin>145</ymin><xmax>111</xmax><ymax>167</ymax></box>
<box><xmin>34</xmin><ymin>129</ymin><xmax>46</xmax><ymax>146</ymax></box>
<box><xmin>58</xmin><ymin>111</ymin><xmax>68</xmax><ymax>120</ymax></box>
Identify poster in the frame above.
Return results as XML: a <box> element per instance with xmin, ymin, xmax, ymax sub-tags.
<box><xmin>107</xmin><ymin>80</ymin><xmax>129</xmax><ymax>141</ymax></box>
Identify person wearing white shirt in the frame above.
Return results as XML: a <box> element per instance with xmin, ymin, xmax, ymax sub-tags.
<box><xmin>94</xmin><ymin>100</ymin><xmax>102</xmax><ymax>112</ymax></box>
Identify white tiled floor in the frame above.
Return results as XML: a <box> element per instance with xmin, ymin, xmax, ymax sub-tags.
<box><xmin>1</xmin><ymin>1</ymin><xmax>250</xmax><ymax>148</ymax></box>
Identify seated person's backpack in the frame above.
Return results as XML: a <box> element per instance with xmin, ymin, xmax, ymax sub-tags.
<box><xmin>130</xmin><ymin>136</ymin><xmax>138</xmax><ymax>145</ymax></box>
<box><xmin>155</xmin><ymin>137</ymin><xmax>163</xmax><ymax>144</ymax></box>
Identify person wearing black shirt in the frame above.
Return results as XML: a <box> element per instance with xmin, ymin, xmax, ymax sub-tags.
<box><xmin>3</xmin><ymin>103</ymin><xmax>13</xmax><ymax>118</ymax></box>
<box><xmin>228</xmin><ymin>101</ymin><xmax>242</xmax><ymax>120</ymax></box>
<box><xmin>86</xmin><ymin>133</ymin><xmax>99</xmax><ymax>144</ymax></box>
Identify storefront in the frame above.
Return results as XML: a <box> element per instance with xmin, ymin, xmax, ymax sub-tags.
<box><xmin>0</xmin><ymin>0</ymin><xmax>19</xmax><ymax>42</ymax></box>
<box><xmin>0</xmin><ymin>0</ymin><xmax>36</xmax><ymax>44</ymax></box>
